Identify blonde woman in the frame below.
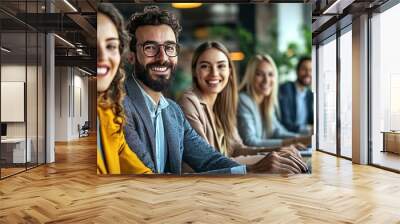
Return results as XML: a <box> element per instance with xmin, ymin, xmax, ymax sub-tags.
<box><xmin>237</xmin><ymin>54</ymin><xmax>304</xmax><ymax>148</ymax></box>
<box><xmin>97</xmin><ymin>3</ymin><xmax>151</xmax><ymax>174</ymax></box>
<box><xmin>179</xmin><ymin>42</ymin><xmax>303</xmax><ymax>159</ymax></box>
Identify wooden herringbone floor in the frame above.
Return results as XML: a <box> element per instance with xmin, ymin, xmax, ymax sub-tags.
<box><xmin>1</xmin><ymin>135</ymin><xmax>400</xmax><ymax>223</ymax></box>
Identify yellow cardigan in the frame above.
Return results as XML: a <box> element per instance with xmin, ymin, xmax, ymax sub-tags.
<box><xmin>97</xmin><ymin>106</ymin><xmax>152</xmax><ymax>174</ymax></box>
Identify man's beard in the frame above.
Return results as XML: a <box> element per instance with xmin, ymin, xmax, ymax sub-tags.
<box><xmin>297</xmin><ymin>76</ymin><xmax>311</xmax><ymax>87</ymax></box>
<box><xmin>134</xmin><ymin>59</ymin><xmax>176</xmax><ymax>92</ymax></box>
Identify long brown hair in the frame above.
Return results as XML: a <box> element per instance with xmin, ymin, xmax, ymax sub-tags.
<box><xmin>97</xmin><ymin>3</ymin><xmax>130</xmax><ymax>132</ymax></box>
<box><xmin>239</xmin><ymin>54</ymin><xmax>279</xmax><ymax>135</ymax></box>
<box><xmin>191</xmin><ymin>41</ymin><xmax>238</xmax><ymax>156</ymax></box>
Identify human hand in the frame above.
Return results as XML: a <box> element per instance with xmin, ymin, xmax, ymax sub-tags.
<box><xmin>247</xmin><ymin>151</ymin><xmax>308</xmax><ymax>174</ymax></box>
<box><xmin>293</xmin><ymin>143</ymin><xmax>308</xmax><ymax>151</ymax></box>
<box><xmin>280</xmin><ymin>145</ymin><xmax>302</xmax><ymax>159</ymax></box>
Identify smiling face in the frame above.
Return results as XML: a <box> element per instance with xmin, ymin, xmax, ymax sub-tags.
<box><xmin>97</xmin><ymin>13</ymin><xmax>121</xmax><ymax>93</ymax></box>
<box><xmin>195</xmin><ymin>48</ymin><xmax>230</xmax><ymax>95</ymax></box>
<box><xmin>297</xmin><ymin>59</ymin><xmax>312</xmax><ymax>87</ymax></box>
<box><xmin>133</xmin><ymin>24</ymin><xmax>178</xmax><ymax>92</ymax></box>
<box><xmin>253</xmin><ymin>60</ymin><xmax>275</xmax><ymax>97</ymax></box>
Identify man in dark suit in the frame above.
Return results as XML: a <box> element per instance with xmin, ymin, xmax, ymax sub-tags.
<box><xmin>279</xmin><ymin>56</ymin><xmax>313</xmax><ymax>134</ymax></box>
<box><xmin>123</xmin><ymin>6</ymin><xmax>307</xmax><ymax>174</ymax></box>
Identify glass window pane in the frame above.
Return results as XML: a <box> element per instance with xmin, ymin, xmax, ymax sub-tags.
<box><xmin>27</xmin><ymin>31</ymin><xmax>38</xmax><ymax>169</ymax></box>
<box><xmin>1</xmin><ymin>0</ymin><xmax>46</xmax><ymax>179</ymax></box>
<box><xmin>1</xmin><ymin>31</ymin><xmax>27</xmax><ymax>178</ymax></box>
<box><xmin>317</xmin><ymin>37</ymin><xmax>337</xmax><ymax>154</ymax></box>
<box><xmin>371</xmin><ymin>3</ymin><xmax>400</xmax><ymax>171</ymax></box>
<box><xmin>339</xmin><ymin>29</ymin><xmax>352</xmax><ymax>158</ymax></box>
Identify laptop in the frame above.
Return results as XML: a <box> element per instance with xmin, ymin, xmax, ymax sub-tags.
<box><xmin>299</xmin><ymin>147</ymin><xmax>313</xmax><ymax>157</ymax></box>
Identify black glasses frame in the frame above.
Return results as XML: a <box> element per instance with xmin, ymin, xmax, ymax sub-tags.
<box><xmin>137</xmin><ymin>42</ymin><xmax>180</xmax><ymax>57</ymax></box>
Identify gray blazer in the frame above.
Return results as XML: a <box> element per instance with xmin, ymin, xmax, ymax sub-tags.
<box><xmin>237</xmin><ymin>92</ymin><xmax>298</xmax><ymax>148</ymax></box>
<box><xmin>123</xmin><ymin>74</ymin><xmax>240</xmax><ymax>174</ymax></box>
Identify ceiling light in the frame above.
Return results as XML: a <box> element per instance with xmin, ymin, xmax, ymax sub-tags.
<box><xmin>1</xmin><ymin>47</ymin><xmax>11</xmax><ymax>53</ymax></box>
<box><xmin>230</xmin><ymin>51</ymin><xmax>245</xmax><ymax>61</ymax></box>
<box><xmin>63</xmin><ymin>0</ymin><xmax>78</xmax><ymax>12</ymax></box>
<box><xmin>54</xmin><ymin>34</ymin><xmax>75</xmax><ymax>48</ymax></box>
<box><xmin>172</xmin><ymin>3</ymin><xmax>202</xmax><ymax>9</ymax></box>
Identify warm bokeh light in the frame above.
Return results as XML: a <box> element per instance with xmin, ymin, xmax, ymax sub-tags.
<box><xmin>171</xmin><ymin>3</ymin><xmax>203</xmax><ymax>9</ymax></box>
<box><xmin>230</xmin><ymin>51</ymin><xmax>245</xmax><ymax>61</ymax></box>
<box><xmin>194</xmin><ymin>27</ymin><xmax>209</xmax><ymax>39</ymax></box>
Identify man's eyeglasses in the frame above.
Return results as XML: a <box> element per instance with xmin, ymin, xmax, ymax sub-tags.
<box><xmin>137</xmin><ymin>42</ymin><xmax>180</xmax><ymax>57</ymax></box>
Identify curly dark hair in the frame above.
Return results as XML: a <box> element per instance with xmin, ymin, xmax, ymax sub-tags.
<box><xmin>97</xmin><ymin>3</ymin><xmax>130</xmax><ymax>132</ymax></box>
<box><xmin>127</xmin><ymin>5</ymin><xmax>182</xmax><ymax>52</ymax></box>
<box><xmin>296</xmin><ymin>56</ymin><xmax>311</xmax><ymax>74</ymax></box>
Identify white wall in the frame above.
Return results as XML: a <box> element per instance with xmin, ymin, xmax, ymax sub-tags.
<box><xmin>75</xmin><ymin>70</ymin><xmax>89</xmax><ymax>139</ymax></box>
<box><xmin>1</xmin><ymin>65</ymin><xmax>26</xmax><ymax>141</ymax></box>
<box><xmin>54</xmin><ymin>67</ymin><xmax>89</xmax><ymax>141</ymax></box>
<box><xmin>1</xmin><ymin>65</ymin><xmax>36</xmax><ymax>138</ymax></box>
<box><xmin>55</xmin><ymin>66</ymin><xmax>69</xmax><ymax>141</ymax></box>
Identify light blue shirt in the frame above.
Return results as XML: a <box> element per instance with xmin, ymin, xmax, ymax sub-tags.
<box><xmin>136</xmin><ymin>79</ymin><xmax>169</xmax><ymax>174</ymax></box>
<box><xmin>296</xmin><ymin>87</ymin><xmax>308</xmax><ymax>130</ymax></box>
<box><xmin>231</xmin><ymin>165</ymin><xmax>247</xmax><ymax>174</ymax></box>
<box><xmin>237</xmin><ymin>92</ymin><xmax>298</xmax><ymax>148</ymax></box>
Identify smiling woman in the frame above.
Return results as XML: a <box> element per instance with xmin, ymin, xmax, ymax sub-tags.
<box><xmin>96</xmin><ymin>3</ymin><xmax>152</xmax><ymax>175</ymax></box>
<box><xmin>178</xmin><ymin>41</ymin><xmax>238</xmax><ymax>157</ymax></box>
<box><xmin>96</xmin><ymin>13</ymin><xmax>120</xmax><ymax>93</ymax></box>
<box><xmin>178</xmin><ymin>42</ymin><xmax>304</xmax><ymax>166</ymax></box>
<box><xmin>237</xmin><ymin>54</ymin><xmax>301</xmax><ymax>148</ymax></box>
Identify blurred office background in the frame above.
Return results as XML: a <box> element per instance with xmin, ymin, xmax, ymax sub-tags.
<box><xmin>110</xmin><ymin>3</ymin><xmax>311</xmax><ymax>100</ymax></box>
